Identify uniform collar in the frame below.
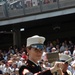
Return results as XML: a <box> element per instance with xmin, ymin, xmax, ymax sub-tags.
<box><xmin>28</xmin><ymin>59</ymin><xmax>39</xmax><ymax>66</ymax></box>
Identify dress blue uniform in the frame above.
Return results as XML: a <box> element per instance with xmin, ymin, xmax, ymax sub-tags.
<box><xmin>19</xmin><ymin>59</ymin><xmax>53</xmax><ymax>75</ymax></box>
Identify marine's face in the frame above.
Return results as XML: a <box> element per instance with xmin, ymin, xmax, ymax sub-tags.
<box><xmin>27</xmin><ymin>48</ymin><xmax>43</xmax><ymax>63</ymax></box>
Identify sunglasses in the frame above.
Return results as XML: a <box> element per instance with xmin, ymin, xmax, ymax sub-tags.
<box><xmin>30</xmin><ymin>44</ymin><xmax>45</xmax><ymax>50</ymax></box>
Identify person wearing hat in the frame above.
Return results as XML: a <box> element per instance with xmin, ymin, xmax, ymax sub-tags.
<box><xmin>59</xmin><ymin>53</ymin><xmax>72</xmax><ymax>75</ymax></box>
<box><xmin>19</xmin><ymin>35</ymin><xmax>64</xmax><ymax>75</ymax></box>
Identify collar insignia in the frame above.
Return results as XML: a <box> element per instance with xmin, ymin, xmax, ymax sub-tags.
<box><xmin>32</xmin><ymin>64</ymin><xmax>35</xmax><ymax>67</ymax></box>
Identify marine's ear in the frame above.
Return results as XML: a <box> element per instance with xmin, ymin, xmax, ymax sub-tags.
<box><xmin>26</xmin><ymin>47</ymin><xmax>31</xmax><ymax>56</ymax></box>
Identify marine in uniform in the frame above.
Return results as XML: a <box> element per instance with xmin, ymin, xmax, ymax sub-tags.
<box><xmin>19</xmin><ymin>35</ymin><xmax>64</xmax><ymax>75</ymax></box>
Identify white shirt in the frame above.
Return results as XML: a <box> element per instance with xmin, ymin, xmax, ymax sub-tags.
<box><xmin>3</xmin><ymin>67</ymin><xmax>11</xmax><ymax>74</ymax></box>
<box><xmin>70</xmin><ymin>60</ymin><xmax>75</xmax><ymax>75</ymax></box>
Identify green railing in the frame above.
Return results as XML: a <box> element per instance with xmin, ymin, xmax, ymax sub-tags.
<box><xmin>0</xmin><ymin>0</ymin><xmax>75</xmax><ymax>20</ymax></box>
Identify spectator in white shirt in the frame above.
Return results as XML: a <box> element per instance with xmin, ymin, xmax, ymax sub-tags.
<box><xmin>64</xmin><ymin>47</ymin><xmax>71</xmax><ymax>56</ymax></box>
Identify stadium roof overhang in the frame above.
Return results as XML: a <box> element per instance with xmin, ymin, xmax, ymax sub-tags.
<box><xmin>0</xmin><ymin>7</ymin><xmax>75</xmax><ymax>26</ymax></box>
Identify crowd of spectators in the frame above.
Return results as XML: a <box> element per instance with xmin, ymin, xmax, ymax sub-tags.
<box><xmin>0</xmin><ymin>39</ymin><xmax>75</xmax><ymax>75</ymax></box>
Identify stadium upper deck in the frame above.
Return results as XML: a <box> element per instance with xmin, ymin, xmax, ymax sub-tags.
<box><xmin>0</xmin><ymin>0</ymin><xmax>75</xmax><ymax>49</ymax></box>
<box><xmin>0</xmin><ymin>0</ymin><xmax>75</xmax><ymax>25</ymax></box>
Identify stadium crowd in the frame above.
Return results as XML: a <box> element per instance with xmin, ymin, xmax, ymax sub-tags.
<box><xmin>0</xmin><ymin>39</ymin><xmax>75</xmax><ymax>75</ymax></box>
